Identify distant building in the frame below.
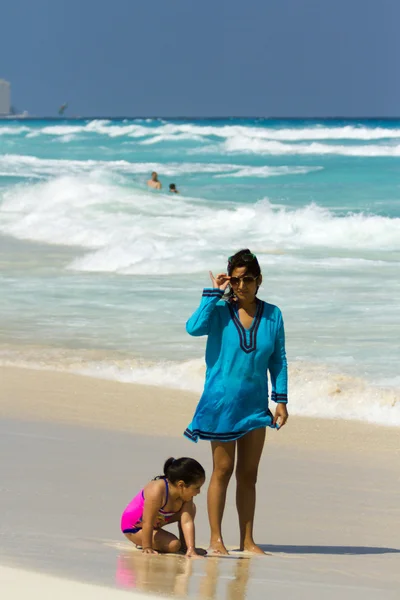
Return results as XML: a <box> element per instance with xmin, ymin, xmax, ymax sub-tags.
<box><xmin>0</xmin><ymin>79</ymin><xmax>11</xmax><ymax>115</ymax></box>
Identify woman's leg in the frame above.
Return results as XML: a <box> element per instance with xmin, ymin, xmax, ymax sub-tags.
<box><xmin>235</xmin><ymin>427</ymin><xmax>266</xmax><ymax>554</ymax></box>
<box><xmin>207</xmin><ymin>440</ymin><xmax>236</xmax><ymax>554</ymax></box>
<box><xmin>124</xmin><ymin>529</ymin><xmax>181</xmax><ymax>553</ymax></box>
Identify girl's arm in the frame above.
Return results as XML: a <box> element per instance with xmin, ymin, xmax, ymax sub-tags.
<box><xmin>141</xmin><ymin>484</ymin><xmax>164</xmax><ymax>554</ymax></box>
<box><xmin>180</xmin><ymin>501</ymin><xmax>200</xmax><ymax>557</ymax></box>
<box><xmin>186</xmin><ymin>288</ymin><xmax>224</xmax><ymax>337</ymax></box>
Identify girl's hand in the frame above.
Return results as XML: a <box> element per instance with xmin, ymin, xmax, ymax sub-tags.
<box><xmin>209</xmin><ymin>271</ymin><xmax>230</xmax><ymax>291</ymax></box>
<box><xmin>142</xmin><ymin>547</ymin><xmax>158</xmax><ymax>555</ymax></box>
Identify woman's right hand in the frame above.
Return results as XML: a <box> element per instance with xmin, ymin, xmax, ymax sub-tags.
<box><xmin>209</xmin><ymin>271</ymin><xmax>230</xmax><ymax>291</ymax></box>
<box><xmin>142</xmin><ymin>547</ymin><xmax>158</xmax><ymax>555</ymax></box>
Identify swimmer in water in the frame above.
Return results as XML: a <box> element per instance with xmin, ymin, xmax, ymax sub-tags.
<box><xmin>147</xmin><ymin>172</ymin><xmax>162</xmax><ymax>190</ymax></box>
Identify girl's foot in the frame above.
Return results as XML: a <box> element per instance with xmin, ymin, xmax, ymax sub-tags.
<box><xmin>208</xmin><ymin>539</ymin><xmax>229</xmax><ymax>555</ymax></box>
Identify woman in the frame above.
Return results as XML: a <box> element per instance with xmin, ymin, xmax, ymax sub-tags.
<box><xmin>184</xmin><ymin>249</ymin><xmax>288</xmax><ymax>555</ymax></box>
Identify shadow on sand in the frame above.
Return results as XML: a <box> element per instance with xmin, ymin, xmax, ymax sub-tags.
<box><xmin>258</xmin><ymin>544</ymin><xmax>400</xmax><ymax>555</ymax></box>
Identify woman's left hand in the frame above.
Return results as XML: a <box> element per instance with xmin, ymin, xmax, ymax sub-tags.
<box><xmin>273</xmin><ymin>403</ymin><xmax>289</xmax><ymax>429</ymax></box>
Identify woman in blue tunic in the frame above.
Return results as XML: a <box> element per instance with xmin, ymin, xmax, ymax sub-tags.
<box><xmin>184</xmin><ymin>249</ymin><xmax>288</xmax><ymax>555</ymax></box>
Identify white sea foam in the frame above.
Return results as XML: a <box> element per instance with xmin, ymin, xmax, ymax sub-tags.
<box><xmin>39</xmin><ymin>120</ymin><xmax>152</xmax><ymax>138</ymax></box>
<box><xmin>0</xmin><ymin>126</ymin><xmax>31</xmax><ymax>136</ymax></box>
<box><xmin>222</xmin><ymin>137</ymin><xmax>400</xmax><ymax>157</ymax></box>
<box><xmin>215</xmin><ymin>165</ymin><xmax>322</xmax><ymax>178</ymax></box>
<box><xmin>81</xmin><ymin>360</ymin><xmax>400</xmax><ymax>427</ymax></box>
<box><xmin>3</xmin><ymin>120</ymin><xmax>400</xmax><ymax>141</ymax></box>
<box><xmin>133</xmin><ymin>123</ymin><xmax>400</xmax><ymax>143</ymax></box>
<box><xmin>4</xmin><ymin>120</ymin><xmax>400</xmax><ymax>157</ymax></box>
<box><xmin>139</xmin><ymin>133</ymin><xmax>206</xmax><ymax>144</ymax></box>
<box><xmin>0</xmin><ymin>154</ymin><xmax>320</xmax><ymax>180</ymax></box>
<box><xmin>1</xmin><ymin>176</ymin><xmax>399</xmax><ymax>274</ymax></box>
<box><xmin>1</xmin><ymin>350</ymin><xmax>399</xmax><ymax>427</ymax></box>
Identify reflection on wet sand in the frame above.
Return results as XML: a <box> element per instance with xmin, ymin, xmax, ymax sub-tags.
<box><xmin>199</xmin><ymin>557</ymin><xmax>251</xmax><ymax>600</ymax></box>
<box><xmin>116</xmin><ymin>552</ymin><xmax>251</xmax><ymax>599</ymax></box>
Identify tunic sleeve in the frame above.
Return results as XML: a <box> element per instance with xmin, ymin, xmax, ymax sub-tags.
<box><xmin>186</xmin><ymin>288</ymin><xmax>224</xmax><ymax>337</ymax></box>
<box><xmin>268</xmin><ymin>310</ymin><xmax>288</xmax><ymax>403</ymax></box>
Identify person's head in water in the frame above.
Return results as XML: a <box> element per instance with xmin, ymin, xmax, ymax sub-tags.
<box><xmin>158</xmin><ymin>457</ymin><xmax>205</xmax><ymax>502</ymax></box>
<box><xmin>226</xmin><ymin>249</ymin><xmax>262</xmax><ymax>303</ymax></box>
<box><xmin>169</xmin><ymin>183</ymin><xmax>179</xmax><ymax>193</ymax></box>
<box><xmin>147</xmin><ymin>171</ymin><xmax>162</xmax><ymax>189</ymax></box>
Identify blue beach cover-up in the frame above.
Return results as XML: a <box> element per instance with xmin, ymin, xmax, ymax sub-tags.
<box><xmin>184</xmin><ymin>288</ymin><xmax>288</xmax><ymax>443</ymax></box>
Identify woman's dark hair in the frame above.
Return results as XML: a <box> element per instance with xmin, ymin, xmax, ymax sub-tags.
<box><xmin>160</xmin><ymin>457</ymin><xmax>205</xmax><ymax>485</ymax></box>
<box><xmin>225</xmin><ymin>248</ymin><xmax>261</xmax><ymax>300</ymax></box>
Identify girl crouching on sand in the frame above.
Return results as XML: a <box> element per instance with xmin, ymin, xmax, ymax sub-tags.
<box><xmin>121</xmin><ymin>457</ymin><xmax>205</xmax><ymax>557</ymax></box>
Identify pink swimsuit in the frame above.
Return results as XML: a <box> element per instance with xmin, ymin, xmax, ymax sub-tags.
<box><xmin>121</xmin><ymin>478</ymin><xmax>177</xmax><ymax>534</ymax></box>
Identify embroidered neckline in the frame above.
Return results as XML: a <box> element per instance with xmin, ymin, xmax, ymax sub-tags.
<box><xmin>228</xmin><ymin>299</ymin><xmax>263</xmax><ymax>354</ymax></box>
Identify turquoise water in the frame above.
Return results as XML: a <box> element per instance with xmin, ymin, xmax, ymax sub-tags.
<box><xmin>1</xmin><ymin>118</ymin><xmax>399</xmax><ymax>426</ymax></box>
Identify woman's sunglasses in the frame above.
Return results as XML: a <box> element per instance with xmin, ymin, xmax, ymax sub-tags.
<box><xmin>230</xmin><ymin>275</ymin><xmax>258</xmax><ymax>286</ymax></box>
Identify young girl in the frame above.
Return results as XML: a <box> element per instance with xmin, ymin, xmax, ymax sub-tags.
<box><xmin>121</xmin><ymin>457</ymin><xmax>205</xmax><ymax>557</ymax></box>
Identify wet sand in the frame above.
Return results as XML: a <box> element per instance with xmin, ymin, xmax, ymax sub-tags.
<box><xmin>0</xmin><ymin>366</ymin><xmax>400</xmax><ymax>599</ymax></box>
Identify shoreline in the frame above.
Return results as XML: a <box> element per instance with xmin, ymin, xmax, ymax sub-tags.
<box><xmin>1</xmin><ymin>365</ymin><xmax>400</xmax><ymax>460</ymax></box>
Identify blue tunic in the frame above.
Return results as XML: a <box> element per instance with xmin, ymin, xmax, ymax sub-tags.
<box><xmin>184</xmin><ymin>288</ymin><xmax>288</xmax><ymax>443</ymax></box>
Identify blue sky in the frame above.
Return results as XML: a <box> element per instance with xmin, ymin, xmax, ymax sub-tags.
<box><xmin>1</xmin><ymin>0</ymin><xmax>399</xmax><ymax>117</ymax></box>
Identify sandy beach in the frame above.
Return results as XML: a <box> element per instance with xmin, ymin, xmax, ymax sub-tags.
<box><xmin>1</xmin><ymin>366</ymin><xmax>400</xmax><ymax>599</ymax></box>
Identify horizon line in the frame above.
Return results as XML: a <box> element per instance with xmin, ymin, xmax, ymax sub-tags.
<box><xmin>2</xmin><ymin>115</ymin><xmax>400</xmax><ymax>121</ymax></box>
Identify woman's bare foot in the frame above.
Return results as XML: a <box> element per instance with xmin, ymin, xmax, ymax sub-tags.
<box><xmin>208</xmin><ymin>539</ymin><xmax>229</xmax><ymax>555</ymax></box>
<box><xmin>179</xmin><ymin>545</ymin><xmax>207</xmax><ymax>556</ymax></box>
<box><xmin>241</xmin><ymin>542</ymin><xmax>266</xmax><ymax>555</ymax></box>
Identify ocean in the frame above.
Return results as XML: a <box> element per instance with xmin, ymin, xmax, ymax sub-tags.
<box><xmin>0</xmin><ymin>118</ymin><xmax>399</xmax><ymax>427</ymax></box>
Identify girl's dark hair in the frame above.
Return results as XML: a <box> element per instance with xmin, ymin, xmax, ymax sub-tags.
<box><xmin>225</xmin><ymin>248</ymin><xmax>261</xmax><ymax>300</ymax></box>
<box><xmin>161</xmin><ymin>457</ymin><xmax>205</xmax><ymax>486</ymax></box>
